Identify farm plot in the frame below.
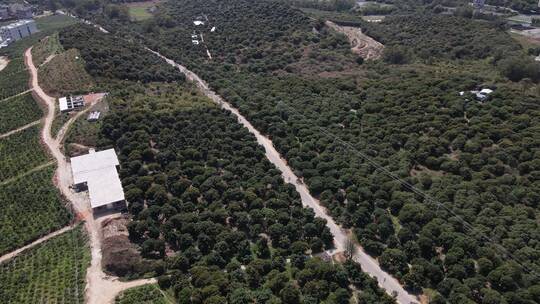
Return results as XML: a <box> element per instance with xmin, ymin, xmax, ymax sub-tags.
<box><xmin>0</xmin><ymin>124</ymin><xmax>50</xmax><ymax>182</ymax></box>
<box><xmin>0</xmin><ymin>92</ymin><xmax>42</xmax><ymax>134</ymax></box>
<box><xmin>0</xmin><ymin>58</ymin><xmax>28</xmax><ymax>100</ymax></box>
<box><xmin>115</xmin><ymin>284</ymin><xmax>168</xmax><ymax>304</ymax></box>
<box><xmin>0</xmin><ymin>166</ymin><xmax>72</xmax><ymax>255</ymax></box>
<box><xmin>0</xmin><ymin>226</ymin><xmax>90</xmax><ymax>304</ymax></box>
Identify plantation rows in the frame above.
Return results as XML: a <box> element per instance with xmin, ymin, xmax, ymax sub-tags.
<box><xmin>0</xmin><ymin>226</ymin><xmax>90</xmax><ymax>304</ymax></box>
<box><xmin>115</xmin><ymin>284</ymin><xmax>168</xmax><ymax>304</ymax></box>
<box><xmin>0</xmin><ymin>92</ymin><xmax>42</xmax><ymax>134</ymax></box>
<box><xmin>0</xmin><ymin>124</ymin><xmax>50</xmax><ymax>182</ymax></box>
<box><xmin>0</xmin><ymin>57</ymin><xmax>29</xmax><ymax>100</ymax></box>
<box><xmin>0</xmin><ymin>166</ymin><xmax>72</xmax><ymax>255</ymax></box>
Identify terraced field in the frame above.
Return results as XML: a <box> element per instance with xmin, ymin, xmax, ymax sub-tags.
<box><xmin>0</xmin><ymin>124</ymin><xmax>50</xmax><ymax>182</ymax></box>
<box><xmin>0</xmin><ymin>92</ymin><xmax>42</xmax><ymax>134</ymax></box>
<box><xmin>0</xmin><ymin>226</ymin><xmax>89</xmax><ymax>304</ymax></box>
<box><xmin>0</xmin><ymin>166</ymin><xmax>72</xmax><ymax>255</ymax></box>
<box><xmin>0</xmin><ymin>58</ymin><xmax>28</xmax><ymax>100</ymax></box>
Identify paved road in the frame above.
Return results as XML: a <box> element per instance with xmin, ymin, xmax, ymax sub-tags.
<box><xmin>149</xmin><ymin>49</ymin><xmax>420</xmax><ymax>304</ymax></box>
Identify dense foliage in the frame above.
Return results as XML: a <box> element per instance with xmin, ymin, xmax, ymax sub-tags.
<box><xmin>127</xmin><ymin>0</ymin><xmax>540</xmax><ymax>303</ymax></box>
<box><xmin>0</xmin><ymin>226</ymin><xmax>90</xmax><ymax>304</ymax></box>
<box><xmin>361</xmin><ymin>14</ymin><xmax>521</xmax><ymax>61</ymax></box>
<box><xmin>59</xmin><ymin>25</ymin><xmax>185</xmax><ymax>83</ymax></box>
<box><xmin>0</xmin><ymin>92</ymin><xmax>42</xmax><ymax>134</ymax></box>
<box><xmin>0</xmin><ymin>166</ymin><xmax>72</xmax><ymax>255</ymax></box>
<box><xmin>115</xmin><ymin>284</ymin><xmax>168</xmax><ymax>304</ymax></box>
<box><xmin>0</xmin><ymin>125</ymin><xmax>51</xmax><ymax>182</ymax></box>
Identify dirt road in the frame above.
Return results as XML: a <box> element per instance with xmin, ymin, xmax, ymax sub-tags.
<box><xmin>149</xmin><ymin>49</ymin><xmax>419</xmax><ymax>304</ymax></box>
<box><xmin>25</xmin><ymin>47</ymin><xmax>155</xmax><ymax>304</ymax></box>
<box><xmin>0</xmin><ymin>56</ymin><xmax>8</xmax><ymax>72</ymax></box>
<box><xmin>0</xmin><ymin>119</ymin><xmax>41</xmax><ymax>139</ymax></box>
<box><xmin>326</xmin><ymin>21</ymin><xmax>384</xmax><ymax>60</ymax></box>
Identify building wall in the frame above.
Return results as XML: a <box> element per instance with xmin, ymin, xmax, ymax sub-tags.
<box><xmin>0</xmin><ymin>21</ymin><xmax>37</xmax><ymax>43</ymax></box>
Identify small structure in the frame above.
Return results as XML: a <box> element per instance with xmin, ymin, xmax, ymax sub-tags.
<box><xmin>9</xmin><ymin>4</ymin><xmax>33</xmax><ymax>19</ymax></box>
<box><xmin>0</xmin><ymin>5</ymin><xmax>9</xmax><ymax>20</ymax></box>
<box><xmin>535</xmin><ymin>55</ymin><xmax>540</xmax><ymax>62</ymax></box>
<box><xmin>71</xmin><ymin>148</ymin><xmax>126</xmax><ymax>212</ymax></box>
<box><xmin>59</xmin><ymin>95</ymin><xmax>84</xmax><ymax>112</ymax></box>
<box><xmin>87</xmin><ymin>111</ymin><xmax>101</xmax><ymax>122</ymax></box>
<box><xmin>211</xmin><ymin>26</ymin><xmax>216</xmax><ymax>32</ymax></box>
<box><xmin>471</xmin><ymin>88</ymin><xmax>494</xmax><ymax>101</ymax></box>
<box><xmin>193</xmin><ymin>20</ymin><xmax>204</xmax><ymax>26</ymax></box>
<box><xmin>0</xmin><ymin>20</ymin><xmax>37</xmax><ymax>44</ymax></box>
<box><xmin>192</xmin><ymin>40</ymin><xmax>199</xmax><ymax>45</ymax></box>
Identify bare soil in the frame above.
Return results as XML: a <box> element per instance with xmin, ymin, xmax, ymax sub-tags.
<box><xmin>0</xmin><ymin>56</ymin><xmax>8</xmax><ymax>72</ymax></box>
<box><xmin>326</xmin><ymin>21</ymin><xmax>384</xmax><ymax>60</ymax></box>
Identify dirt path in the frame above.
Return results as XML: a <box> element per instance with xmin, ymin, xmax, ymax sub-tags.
<box><xmin>0</xmin><ymin>225</ymin><xmax>75</xmax><ymax>264</ymax></box>
<box><xmin>0</xmin><ymin>56</ymin><xmax>8</xmax><ymax>72</ymax></box>
<box><xmin>326</xmin><ymin>21</ymin><xmax>384</xmax><ymax>60</ymax></box>
<box><xmin>25</xmin><ymin>47</ymin><xmax>155</xmax><ymax>304</ymax></box>
<box><xmin>149</xmin><ymin>49</ymin><xmax>419</xmax><ymax>304</ymax></box>
<box><xmin>0</xmin><ymin>89</ymin><xmax>33</xmax><ymax>103</ymax></box>
<box><xmin>0</xmin><ymin>119</ymin><xmax>41</xmax><ymax>139</ymax></box>
<box><xmin>0</xmin><ymin>161</ymin><xmax>54</xmax><ymax>186</ymax></box>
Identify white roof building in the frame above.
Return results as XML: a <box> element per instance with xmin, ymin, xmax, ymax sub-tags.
<box><xmin>193</xmin><ymin>20</ymin><xmax>204</xmax><ymax>26</ymax></box>
<box><xmin>71</xmin><ymin>149</ymin><xmax>125</xmax><ymax>209</ymax></box>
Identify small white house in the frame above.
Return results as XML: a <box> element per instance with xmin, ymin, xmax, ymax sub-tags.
<box><xmin>59</xmin><ymin>95</ymin><xmax>84</xmax><ymax>112</ymax></box>
<box><xmin>193</xmin><ymin>20</ymin><xmax>204</xmax><ymax>26</ymax></box>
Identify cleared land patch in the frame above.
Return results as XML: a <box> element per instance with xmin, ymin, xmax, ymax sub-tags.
<box><xmin>0</xmin><ymin>226</ymin><xmax>89</xmax><ymax>303</ymax></box>
<box><xmin>31</xmin><ymin>33</ymin><xmax>64</xmax><ymax>67</ymax></box>
<box><xmin>126</xmin><ymin>0</ymin><xmax>160</xmax><ymax>21</ymax></box>
<box><xmin>39</xmin><ymin>48</ymin><xmax>95</xmax><ymax>97</ymax></box>
<box><xmin>326</xmin><ymin>21</ymin><xmax>383</xmax><ymax>60</ymax></box>
<box><xmin>0</xmin><ymin>166</ymin><xmax>72</xmax><ymax>255</ymax></box>
<box><xmin>0</xmin><ymin>92</ymin><xmax>42</xmax><ymax>134</ymax></box>
<box><xmin>0</xmin><ymin>124</ymin><xmax>50</xmax><ymax>182</ymax></box>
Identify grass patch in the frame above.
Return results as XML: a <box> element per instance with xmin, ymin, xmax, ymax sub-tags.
<box><xmin>31</xmin><ymin>32</ymin><xmax>64</xmax><ymax>67</ymax></box>
<box><xmin>115</xmin><ymin>284</ymin><xmax>169</xmax><ymax>304</ymax></box>
<box><xmin>0</xmin><ymin>124</ymin><xmax>50</xmax><ymax>182</ymax></box>
<box><xmin>0</xmin><ymin>166</ymin><xmax>72</xmax><ymax>255</ymax></box>
<box><xmin>40</xmin><ymin>48</ymin><xmax>95</xmax><ymax>97</ymax></box>
<box><xmin>0</xmin><ymin>92</ymin><xmax>43</xmax><ymax>134</ymax></box>
<box><xmin>65</xmin><ymin>99</ymin><xmax>109</xmax><ymax>152</ymax></box>
<box><xmin>0</xmin><ymin>226</ymin><xmax>89</xmax><ymax>303</ymax></box>
<box><xmin>129</xmin><ymin>6</ymin><xmax>153</xmax><ymax>21</ymax></box>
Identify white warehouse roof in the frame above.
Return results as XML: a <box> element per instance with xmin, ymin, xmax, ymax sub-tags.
<box><xmin>71</xmin><ymin>149</ymin><xmax>125</xmax><ymax>209</ymax></box>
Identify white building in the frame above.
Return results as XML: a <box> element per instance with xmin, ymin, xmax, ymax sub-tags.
<box><xmin>71</xmin><ymin>148</ymin><xmax>126</xmax><ymax>212</ymax></box>
<box><xmin>59</xmin><ymin>95</ymin><xmax>84</xmax><ymax>112</ymax></box>
<box><xmin>0</xmin><ymin>20</ymin><xmax>37</xmax><ymax>44</ymax></box>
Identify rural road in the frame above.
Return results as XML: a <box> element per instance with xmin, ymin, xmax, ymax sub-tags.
<box><xmin>45</xmin><ymin>14</ymin><xmax>418</xmax><ymax>303</ymax></box>
<box><xmin>149</xmin><ymin>49</ymin><xmax>420</xmax><ymax>304</ymax></box>
<box><xmin>25</xmin><ymin>47</ymin><xmax>155</xmax><ymax>304</ymax></box>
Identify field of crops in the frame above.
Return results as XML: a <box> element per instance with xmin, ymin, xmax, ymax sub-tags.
<box><xmin>0</xmin><ymin>92</ymin><xmax>42</xmax><ymax>134</ymax></box>
<box><xmin>0</xmin><ymin>166</ymin><xmax>72</xmax><ymax>255</ymax></box>
<box><xmin>0</xmin><ymin>125</ymin><xmax>50</xmax><ymax>182</ymax></box>
<box><xmin>0</xmin><ymin>58</ymin><xmax>29</xmax><ymax>100</ymax></box>
<box><xmin>0</xmin><ymin>226</ymin><xmax>90</xmax><ymax>304</ymax></box>
<box><xmin>115</xmin><ymin>284</ymin><xmax>168</xmax><ymax>304</ymax></box>
<box><xmin>40</xmin><ymin>48</ymin><xmax>94</xmax><ymax>97</ymax></box>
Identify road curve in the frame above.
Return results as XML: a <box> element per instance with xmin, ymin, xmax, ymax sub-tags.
<box><xmin>25</xmin><ymin>47</ymin><xmax>156</xmax><ymax>304</ymax></box>
<box><xmin>149</xmin><ymin>49</ymin><xmax>419</xmax><ymax>304</ymax></box>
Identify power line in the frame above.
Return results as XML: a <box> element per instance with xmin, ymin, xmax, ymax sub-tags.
<box><xmin>277</xmin><ymin>100</ymin><xmax>540</xmax><ymax>280</ymax></box>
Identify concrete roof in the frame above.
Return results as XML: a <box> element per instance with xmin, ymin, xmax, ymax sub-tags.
<box><xmin>71</xmin><ymin>149</ymin><xmax>124</xmax><ymax>208</ymax></box>
<box><xmin>58</xmin><ymin>97</ymin><xmax>68</xmax><ymax>112</ymax></box>
<box><xmin>1</xmin><ymin>19</ymin><xmax>34</xmax><ymax>30</ymax></box>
